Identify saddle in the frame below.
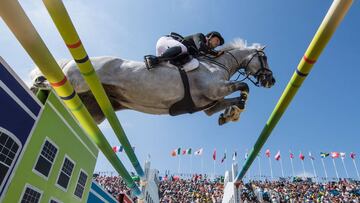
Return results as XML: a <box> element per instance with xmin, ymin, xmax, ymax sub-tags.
<box><xmin>169</xmin><ymin>56</ymin><xmax>215</xmax><ymax>116</ymax></box>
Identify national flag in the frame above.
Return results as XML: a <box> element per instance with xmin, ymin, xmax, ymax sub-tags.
<box><xmin>182</xmin><ymin>149</ymin><xmax>187</xmax><ymax>155</ymax></box>
<box><xmin>320</xmin><ymin>152</ymin><xmax>330</xmax><ymax>158</ymax></box>
<box><xmin>213</xmin><ymin>149</ymin><xmax>216</xmax><ymax>160</ymax></box>
<box><xmin>265</xmin><ymin>149</ymin><xmax>270</xmax><ymax>158</ymax></box>
<box><xmin>299</xmin><ymin>152</ymin><xmax>305</xmax><ymax>161</ymax></box>
<box><xmin>171</xmin><ymin>149</ymin><xmax>177</xmax><ymax>157</ymax></box>
<box><xmin>194</xmin><ymin>148</ymin><xmax>203</xmax><ymax>156</ymax></box>
<box><xmin>177</xmin><ymin>147</ymin><xmax>181</xmax><ymax>155</ymax></box>
<box><xmin>340</xmin><ymin>152</ymin><xmax>346</xmax><ymax>160</ymax></box>
<box><xmin>112</xmin><ymin>146</ymin><xmax>121</xmax><ymax>153</ymax></box>
<box><xmin>308</xmin><ymin>152</ymin><xmax>315</xmax><ymax>160</ymax></box>
<box><xmin>221</xmin><ymin>152</ymin><xmax>227</xmax><ymax>163</ymax></box>
<box><xmin>331</xmin><ymin>152</ymin><xmax>340</xmax><ymax>159</ymax></box>
<box><xmin>274</xmin><ymin>151</ymin><xmax>281</xmax><ymax>161</ymax></box>
<box><xmin>289</xmin><ymin>151</ymin><xmax>294</xmax><ymax>159</ymax></box>
<box><xmin>350</xmin><ymin>152</ymin><xmax>356</xmax><ymax>159</ymax></box>
<box><xmin>232</xmin><ymin>151</ymin><xmax>237</xmax><ymax>161</ymax></box>
<box><xmin>187</xmin><ymin>148</ymin><xmax>192</xmax><ymax>155</ymax></box>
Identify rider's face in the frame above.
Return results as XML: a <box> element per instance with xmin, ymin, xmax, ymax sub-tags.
<box><xmin>208</xmin><ymin>37</ymin><xmax>221</xmax><ymax>49</ymax></box>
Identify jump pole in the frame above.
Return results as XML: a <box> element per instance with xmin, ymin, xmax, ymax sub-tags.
<box><xmin>0</xmin><ymin>0</ymin><xmax>142</xmax><ymax>197</ymax></box>
<box><xmin>235</xmin><ymin>0</ymin><xmax>353</xmax><ymax>183</ymax></box>
<box><xmin>41</xmin><ymin>0</ymin><xmax>144</xmax><ymax>179</ymax></box>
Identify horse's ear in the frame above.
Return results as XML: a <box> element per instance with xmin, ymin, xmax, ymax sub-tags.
<box><xmin>261</xmin><ymin>45</ymin><xmax>267</xmax><ymax>50</ymax></box>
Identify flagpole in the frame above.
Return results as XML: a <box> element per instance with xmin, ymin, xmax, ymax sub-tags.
<box><xmin>213</xmin><ymin>160</ymin><xmax>216</xmax><ymax>180</ymax></box>
<box><xmin>225</xmin><ymin>149</ymin><xmax>228</xmax><ymax>174</ymax></box>
<box><xmin>301</xmin><ymin>160</ymin><xmax>306</xmax><ymax>178</ymax></box>
<box><xmin>290</xmin><ymin>158</ymin><xmax>295</xmax><ymax>177</ymax></box>
<box><xmin>178</xmin><ymin>156</ymin><xmax>181</xmax><ymax>174</ymax></box>
<box><xmin>341</xmin><ymin>158</ymin><xmax>349</xmax><ymax>179</ymax></box>
<box><xmin>352</xmin><ymin>159</ymin><xmax>360</xmax><ymax>180</ymax></box>
<box><xmin>321</xmin><ymin>158</ymin><xmax>328</xmax><ymax>180</ymax></box>
<box><xmin>310</xmin><ymin>158</ymin><xmax>318</xmax><ymax>183</ymax></box>
<box><xmin>258</xmin><ymin>156</ymin><xmax>262</xmax><ymax>180</ymax></box>
<box><xmin>332</xmin><ymin>158</ymin><xmax>339</xmax><ymax>180</ymax></box>
<box><xmin>280</xmin><ymin>159</ymin><xmax>284</xmax><ymax>177</ymax></box>
<box><xmin>201</xmin><ymin>156</ymin><xmax>204</xmax><ymax>175</ymax></box>
<box><xmin>190</xmin><ymin>154</ymin><xmax>193</xmax><ymax>174</ymax></box>
<box><xmin>268</xmin><ymin>158</ymin><xmax>273</xmax><ymax>180</ymax></box>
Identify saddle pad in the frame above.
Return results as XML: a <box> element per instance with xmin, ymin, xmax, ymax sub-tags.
<box><xmin>182</xmin><ymin>58</ymin><xmax>199</xmax><ymax>72</ymax></box>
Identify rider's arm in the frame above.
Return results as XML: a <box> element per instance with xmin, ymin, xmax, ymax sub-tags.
<box><xmin>193</xmin><ymin>33</ymin><xmax>219</xmax><ymax>56</ymax></box>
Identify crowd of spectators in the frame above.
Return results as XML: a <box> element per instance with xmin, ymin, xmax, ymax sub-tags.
<box><xmin>94</xmin><ymin>174</ymin><xmax>137</xmax><ymax>202</ymax></box>
<box><xmin>238</xmin><ymin>179</ymin><xmax>360</xmax><ymax>202</ymax></box>
<box><xmin>94</xmin><ymin>172</ymin><xmax>359</xmax><ymax>203</ymax></box>
<box><xmin>159</xmin><ymin>174</ymin><xmax>224</xmax><ymax>203</ymax></box>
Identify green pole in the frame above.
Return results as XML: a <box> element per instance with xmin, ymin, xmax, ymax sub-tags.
<box><xmin>235</xmin><ymin>0</ymin><xmax>353</xmax><ymax>183</ymax></box>
<box><xmin>0</xmin><ymin>0</ymin><xmax>142</xmax><ymax>197</ymax></box>
<box><xmin>42</xmin><ymin>0</ymin><xmax>144</xmax><ymax>178</ymax></box>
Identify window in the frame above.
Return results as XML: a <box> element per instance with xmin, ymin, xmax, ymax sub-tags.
<box><xmin>56</xmin><ymin>156</ymin><xmax>74</xmax><ymax>190</ymax></box>
<box><xmin>74</xmin><ymin>170</ymin><xmax>87</xmax><ymax>199</ymax></box>
<box><xmin>49</xmin><ymin>198</ymin><xmax>62</xmax><ymax>203</ymax></box>
<box><xmin>21</xmin><ymin>185</ymin><xmax>42</xmax><ymax>203</ymax></box>
<box><xmin>33</xmin><ymin>139</ymin><xmax>58</xmax><ymax>178</ymax></box>
<box><xmin>0</xmin><ymin>128</ymin><xmax>21</xmax><ymax>191</ymax></box>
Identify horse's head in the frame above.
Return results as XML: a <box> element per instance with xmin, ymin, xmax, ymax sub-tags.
<box><xmin>242</xmin><ymin>47</ymin><xmax>275</xmax><ymax>88</ymax></box>
<box><xmin>219</xmin><ymin>39</ymin><xmax>275</xmax><ymax>88</ymax></box>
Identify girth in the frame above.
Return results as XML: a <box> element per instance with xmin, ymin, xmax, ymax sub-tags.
<box><xmin>169</xmin><ymin>67</ymin><xmax>216</xmax><ymax>116</ymax></box>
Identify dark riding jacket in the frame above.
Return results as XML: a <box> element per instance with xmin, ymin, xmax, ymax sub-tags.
<box><xmin>171</xmin><ymin>33</ymin><xmax>219</xmax><ymax>57</ymax></box>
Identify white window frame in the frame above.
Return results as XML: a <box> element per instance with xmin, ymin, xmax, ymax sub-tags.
<box><xmin>32</xmin><ymin>137</ymin><xmax>58</xmax><ymax>180</ymax></box>
<box><xmin>73</xmin><ymin>169</ymin><xmax>88</xmax><ymax>200</ymax></box>
<box><xmin>55</xmin><ymin>155</ymin><xmax>75</xmax><ymax>192</ymax></box>
<box><xmin>49</xmin><ymin>197</ymin><xmax>63</xmax><ymax>203</ymax></box>
<box><xmin>18</xmin><ymin>183</ymin><xmax>43</xmax><ymax>203</ymax></box>
<box><xmin>0</xmin><ymin>127</ymin><xmax>22</xmax><ymax>192</ymax></box>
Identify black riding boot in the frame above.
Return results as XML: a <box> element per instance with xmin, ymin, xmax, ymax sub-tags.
<box><xmin>144</xmin><ymin>46</ymin><xmax>182</xmax><ymax>70</ymax></box>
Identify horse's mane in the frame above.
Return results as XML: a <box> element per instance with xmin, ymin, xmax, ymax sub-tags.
<box><xmin>219</xmin><ymin>38</ymin><xmax>263</xmax><ymax>52</ymax></box>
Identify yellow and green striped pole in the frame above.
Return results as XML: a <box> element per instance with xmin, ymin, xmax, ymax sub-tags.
<box><xmin>42</xmin><ymin>0</ymin><xmax>144</xmax><ymax>178</ymax></box>
<box><xmin>235</xmin><ymin>0</ymin><xmax>353</xmax><ymax>183</ymax></box>
<box><xmin>0</xmin><ymin>0</ymin><xmax>142</xmax><ymax>197</ymax></box>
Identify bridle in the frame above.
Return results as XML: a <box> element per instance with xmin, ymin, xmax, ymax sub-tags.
<box><xmin>201</xmin><ymin>49</ymin><xmax>273</xmax><ymax>87</ymax></box>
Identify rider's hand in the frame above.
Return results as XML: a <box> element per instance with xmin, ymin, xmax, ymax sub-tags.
<box><xmin>216</xmin><ymin>51</ymin><xmax>224</xmax><ymax>56</ymax></box>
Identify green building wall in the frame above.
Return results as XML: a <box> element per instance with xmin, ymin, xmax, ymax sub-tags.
<box><xmin>3</xmin><ymin>91</ymin><xmax>99</xmax><ymax>202</ymax></box>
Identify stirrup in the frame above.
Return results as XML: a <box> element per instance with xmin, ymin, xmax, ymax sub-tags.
<box><xmin>144</xmin><ymin>55</ymin><xmax>159</xmax><ymax>70</ymax></box>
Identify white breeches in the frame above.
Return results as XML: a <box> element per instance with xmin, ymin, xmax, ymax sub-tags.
<box><xmin>156</xmin><ymin>36</ymin><xmax>188</xmax><ymax>56</ymax></box>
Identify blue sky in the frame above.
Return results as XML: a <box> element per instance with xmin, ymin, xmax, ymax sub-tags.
<box><xmin>1</xmin><ymin>0</ymin><xmax>359</xmax><ymax>180</ymax></box>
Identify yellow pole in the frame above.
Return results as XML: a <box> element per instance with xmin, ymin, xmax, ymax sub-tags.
<box><xmin>235</xmin><ymin>0</ymin><xmax>353</xmax><ymax>182</ymax></box>
<box><xmin>0</xmin><ymin>0</ymin><xmax>142</xmax><ymax>197</ymax></box>
<box><xmin>42</xmin><ymin>0</ymin><xmax>144</xmax><ymax>178</ymax></box>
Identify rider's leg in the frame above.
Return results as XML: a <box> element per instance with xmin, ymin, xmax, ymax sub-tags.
<box><xmin>144</xmin><ymin>37</ymin><xmax>187</xmax><ymax>69</ymax></box>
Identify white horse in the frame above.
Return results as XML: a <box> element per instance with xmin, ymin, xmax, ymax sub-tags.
<box><xmin>30</xmin><ymin>39</ymin><xmax>275</xmax><ymax>125</ymax></box>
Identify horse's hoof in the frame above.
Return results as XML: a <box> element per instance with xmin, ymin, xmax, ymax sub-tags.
<box><xmin>218</xmin><ymin>114</ymin><xmax>226</xmax><ymax>125</ymax></box>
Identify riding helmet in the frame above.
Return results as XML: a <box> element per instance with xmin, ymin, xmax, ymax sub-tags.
<box><xmin>206</xmin><ymin>31</ymin><xmax>225</xmax><ymax>45</ymax></box>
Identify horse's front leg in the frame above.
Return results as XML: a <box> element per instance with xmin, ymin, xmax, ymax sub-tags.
<box><xmin>205</xmin><ymin>81</ymin><xmax>249</xmax><ymax>125</ymax></box>
<box><xmin>204</xmin><ymin>97</ymin><xmax>242</xmax><ymax>116</ymax></box>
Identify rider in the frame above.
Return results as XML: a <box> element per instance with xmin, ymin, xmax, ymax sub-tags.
<box><xmin>144</xmin><ymin>31</ymin><xmax>225</xmax><ymax>69</ymax></box>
